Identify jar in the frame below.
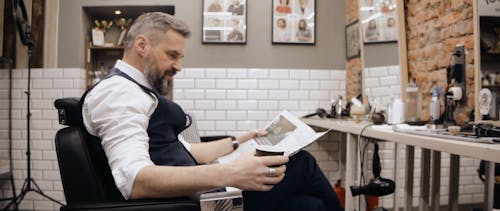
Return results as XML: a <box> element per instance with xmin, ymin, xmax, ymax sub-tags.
<box><xmin>404</xmin><ymin>80</ymin><xmax>422</xmax><ymax>123</ymax></box>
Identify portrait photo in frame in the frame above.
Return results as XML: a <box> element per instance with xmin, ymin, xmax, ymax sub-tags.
<box><xmin>345</xmin><ymin>20</ymin><xmax>361</xmax><ymax>60</ymax></box>
<box><xmin>202</xmin><ymin>0</ymin><xmax>247</xmax><ymax>44</ymax></box>
<box><xmin>272</xmin><ymin>0</ymin><xmax>315</xmax><ymax>45</ymax></box>
<box><xmin>360</xmin><ymin>0</ymin><xmax>397</xmax><ymax>44</ymax></box>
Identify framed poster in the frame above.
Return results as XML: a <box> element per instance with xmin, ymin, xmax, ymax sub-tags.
<box><xmin>360</xmin><ymin>0</ymin><xmax>398</xmax><ymax>44</ymax></box>
<box><xmin>272</xmin><ymin>0</ymin><xmax>316</xmax><ymax>45</ymax></box>
<box><xmin>346</xmin><ymin>20</ymin><xmax>361</xmax><ymax>60</ymax></box>
<box><xmin>202</xmin><ymin>0</ymin><xmax>247</xmax><ymax>44</ymax></box>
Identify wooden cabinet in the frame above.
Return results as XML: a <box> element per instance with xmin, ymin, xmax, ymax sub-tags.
<box><xmin>84</xmin><ymin>43</ymin><xmax>124</xmax><ymax>88</ymax></box>
<box><xmin>479</xmin><ymin>16</ymin><xmax>500</xmax><ymax>120</ymax></box>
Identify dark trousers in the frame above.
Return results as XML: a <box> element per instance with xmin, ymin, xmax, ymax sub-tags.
<box><xmin>243</xmin><ymin>151</ymin><xmax>343</xmax><ymax>211</ymax></box>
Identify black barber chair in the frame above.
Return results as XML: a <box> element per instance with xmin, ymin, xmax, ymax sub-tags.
<box><xmin>54</xmin><ymin>97</ymin><xmax>200</xmax><ymax>211</ymax></box>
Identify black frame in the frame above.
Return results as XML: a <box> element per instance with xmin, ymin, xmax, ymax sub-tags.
<box><xmin>202</xmin><ymin>0</ymin><xmax>247</xmax><ymax>44</ymax></box>
<box><xmin>345</xmin><ymin>20</ymin><xmax>360</xmax><ymax>60</ymax></box>
<box><xmin>272</xmin><ymin>0</ymin><xmax>316</xmax><ymax>45</ymax></box>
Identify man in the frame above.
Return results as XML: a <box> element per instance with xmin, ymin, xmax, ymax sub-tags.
<box><xmin>82</xmin><ymin>12</ymin><xmax>342</xmax><ymax>211</ymax></box>
<box><xmin>207</xmin><ymin>0</ymin><xmax>223</xmax><ymax>12</ymax></box>
<box><xmin>227</xmin><ymin>0</ymin><xmax>245</xmax><ymax>16</ymax></box>
<box><xmin>227</xmin><ymin>19</ymin><xmax>244</xmax><ymax>42</ymax></box>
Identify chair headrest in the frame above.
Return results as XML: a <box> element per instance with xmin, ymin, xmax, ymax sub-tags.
<box><xmin>54</xmin><ymin>97</ymin><xmax>83</xmax><ymax>126</ymax></box>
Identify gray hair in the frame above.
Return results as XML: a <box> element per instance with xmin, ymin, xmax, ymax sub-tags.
<box><xmin>124</xmin><ymin>12</ymin><xmax>191</xmax><ymax>52</ymax></box>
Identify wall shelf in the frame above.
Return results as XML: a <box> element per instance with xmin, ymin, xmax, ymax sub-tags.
<box><xmin>82</xmin><ymin>5</ymin><xmax>175</xmax><ymax>89</ymax></box>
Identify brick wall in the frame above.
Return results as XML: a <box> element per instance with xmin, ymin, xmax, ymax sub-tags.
<box><xmin>346</xmin><ymin>58</ymin><xmax>363</xmax><ymax>100</ymax></box>
<box><xmin>346</xmin><ymin>0</ymin><xmax>363</xmax><ymax>100</ymax></box>
<box><xmin>405</xmin><ymin>0</ymin><xmax>475</xmax><ymax>121</ymax></box>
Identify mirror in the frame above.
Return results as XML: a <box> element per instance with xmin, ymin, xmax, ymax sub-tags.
<box><xmin>476</xmin><ymin>1</ymin><xmax>500</xmax><ymax>121</ymax></box>
<box><xmin>12</xmin><ymin>0</ymin><xmax>33</xmax><ymax>47</ymax></box>
<box><xmin>358</xmin><ymin>0</ymin><xmax>403</xmax><ymax>116</ymax></box>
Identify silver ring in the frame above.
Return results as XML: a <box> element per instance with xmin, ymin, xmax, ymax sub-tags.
<box><xmin>268</xmin><ymin>167</ymin><xmax>276</xmax><ymax>177</ymax></box>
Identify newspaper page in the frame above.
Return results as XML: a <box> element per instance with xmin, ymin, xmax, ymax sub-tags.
<box><xmin>217</xmin><ymin>110</ymin><xmax>329</xmax><ymax>164</ymax></box>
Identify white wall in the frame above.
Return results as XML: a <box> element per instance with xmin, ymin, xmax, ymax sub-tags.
<box><xmin>0</xmin><ymin>67</ymin><xmax>346</xmax><ymax>210</ymax></box>
<box><xmin>0</xmin><ymin>67</ymin><xmax>85</xmax><ymax>210</ymax></box>
<box><xmin>57</xmin><ymin>0</ymin><xmax>346</xmax><ymax>69</ymax></box>
<box><xmin>0</xmin><ymin>66</ymin><xmax>486</xmax><ymax>210</ymax></box>
<box><xmin>364</xmin><ymin>65</ymin><xmax>402</xmax><ymax>108</ymax></box>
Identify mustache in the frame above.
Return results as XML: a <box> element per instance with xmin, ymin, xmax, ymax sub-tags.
<box><xmin>164</xmin><ymin>68</ymin><xmax>178</xmax><ymax>77</ymax></box>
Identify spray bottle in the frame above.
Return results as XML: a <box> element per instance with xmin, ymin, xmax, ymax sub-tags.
<box><xmin>429</xmin><ymin>86</ymin><xmax>442</xmax><ymax>124</ymax></box>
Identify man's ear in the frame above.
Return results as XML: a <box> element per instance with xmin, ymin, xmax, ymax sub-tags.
<box><xmin>135</xmin><ymin>35</ymin><xmax>149</xmax><ymax>57</ymax></box>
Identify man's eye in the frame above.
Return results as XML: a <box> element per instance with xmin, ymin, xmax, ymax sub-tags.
<box><xmin>167</xmin><ymin>53</ymin><xmax>177</xmax><ymax>59</ymax></box>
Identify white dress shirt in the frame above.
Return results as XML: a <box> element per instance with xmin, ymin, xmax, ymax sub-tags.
<box><xmin>82</xmin><ymin>60</ymin><xmax>191</xmax><ymax>199</ymax></box>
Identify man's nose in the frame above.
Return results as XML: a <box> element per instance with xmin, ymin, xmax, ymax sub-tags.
<box><xmin>173</xmin><ymin>61</ymin><xmax>182</xmax><ymax>72</ymax></box>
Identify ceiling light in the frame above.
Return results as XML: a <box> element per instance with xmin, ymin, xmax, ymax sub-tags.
<box><xmin>114</xmin><ymin>10</ymin><xmax>122</xmax><ymax>15</ymax></box>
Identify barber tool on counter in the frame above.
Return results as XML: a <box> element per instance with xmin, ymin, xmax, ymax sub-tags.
<box><xmin>404</xmin><ymin>79</ymin><xmax>423</xmax><ymax>125</ymax></box>
<box><xmin>330</xmin><ymin>97</ymin><xmax>338</xmax><ymax>118</ymax></box>
<box><xmin>387</xmin><ymin>97</ymin><xmax>404</xmax><ymax>125</ymax></box>
<box><xmin>350</xmin><ymin>96</ymin><xmax>367</xmax><ymax>123</ymax></box>
<box><xmin>334</xmin><ymin>95</ymin><xmax>350</xmax><ymax>117</ymax></box>
<box><xmin>443</xmin><ymin>84</ymin><xmax>463</xmax><ymax>127</ymax></box>
<box><xmin>303</xmin><ymin>95</ymin><xmax>351</xmax><ymax>119</ymax></box>
<box><xmin>429</xmin><ymin>86</ymin><xmax>443</xmax><ymax>125</ymax></box>
<box><xmin>368</xmin><ymin>98</ymin><xmax>385</xmax><ymax>125</ymax></box>
<box><xmin>302</xmin><ymin>108</ymin><xmax>332</xmax><ymax>119</ymax></box>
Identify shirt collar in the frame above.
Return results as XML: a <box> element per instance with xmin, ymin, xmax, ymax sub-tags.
<box><xmin>114</xmin><ymin>60</ymin><xmax>153</xmax><ymax>89</ymax></box>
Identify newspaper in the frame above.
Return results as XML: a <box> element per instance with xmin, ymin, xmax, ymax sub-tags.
<box><xmin>200</xmin><ymin>189</ymin><xmax>243</xmax><ymax>211</ymax></box>
<box><xmin>217</xmin><ymin>110</ymin><xmax>329</xmax><ymax>164</ymax></box>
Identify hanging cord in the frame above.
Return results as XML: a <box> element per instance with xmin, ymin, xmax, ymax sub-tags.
<box><xmin>357</xmin><ymin>124</ymin><xmax>372</xmax><ymax>210</ymax></box>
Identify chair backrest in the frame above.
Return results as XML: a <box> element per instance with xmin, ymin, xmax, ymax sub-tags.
<box><xmin>54</xmin><ymin>98</ymin><xmax>124</xmax><ymax>204</ymax></box>
<box><xmin>180</xmin><ymin>112</ymin><xmax>201</xmax><ymax>143</ymax></box>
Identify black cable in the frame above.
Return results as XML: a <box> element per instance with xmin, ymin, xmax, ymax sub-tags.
<box><xmin>8</xmin><ymin>58</ymin><xmax>17</xmax><ymax>206</ymax></box>
<box><xmin>358</xmin><ymin>124</ymin><xmax>372</xmax><ymax>185</ymax></box>
<box><xmin>357</xmin><ymin>124</ymin><xmax>372</xmax><ymax>210</ymax></box>
<box><xmin>0</xmin><ymin>58</ymin><xmax>18</xmax><ymax>207</ymax></box>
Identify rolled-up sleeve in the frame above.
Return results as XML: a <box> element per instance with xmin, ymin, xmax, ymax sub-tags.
<box><xmin>82</xmin><ymin>77</ymin><xmax>157</xmax><ymax>199</ymax></box>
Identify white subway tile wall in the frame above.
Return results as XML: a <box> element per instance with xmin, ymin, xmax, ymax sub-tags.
<box><xmin>364</xmin><ymin>65</ymin><xmax>402</xmax><ymax>109</ymax></box>
<box><xmin>0</xmin><ymin>68</ymin><xmax>85</xmax><ymax>210</ymax></box>
<box><xmin>175</xmin><ymin>68</ymin><xmax>346</xmax><ymax>136</ymax></box>
<box><xmin>0</xmin><ymin>67</ymin><xmax>485</xmax><ymax>210</ymax></box>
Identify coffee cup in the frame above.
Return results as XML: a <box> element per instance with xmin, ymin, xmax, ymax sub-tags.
<box><xmin>255</xmin><ymin>145</ymin><xmax>284</xmax><ymax>156</ymax></box>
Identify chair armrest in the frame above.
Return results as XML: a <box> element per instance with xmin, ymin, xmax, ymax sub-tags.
<box><xmin>200</xmin><ymin>135</ymin><xmax>232</xmax><ymax>142</ymax></box>
<box><xmin>60</xmin><ymin>198</ymin><xmax>199</xmax><ymax>211</ymax></box>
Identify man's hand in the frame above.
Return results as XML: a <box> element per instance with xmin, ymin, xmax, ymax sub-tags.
<box><xmin>224</xmin><ymin>153</ymin><xmax>289</xmax><ymax>191</ymax></box>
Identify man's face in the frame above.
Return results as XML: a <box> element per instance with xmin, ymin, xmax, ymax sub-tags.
<box><xmin>143</xmin><ymin>30</ymin><xmax>186</xmax><ymax>95</ymax></box>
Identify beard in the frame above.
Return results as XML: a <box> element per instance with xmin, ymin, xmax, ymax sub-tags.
<box><xmin>144</xmin><ymin>55</ymin><xmax>177</xmax><ymax>96</ymax></box>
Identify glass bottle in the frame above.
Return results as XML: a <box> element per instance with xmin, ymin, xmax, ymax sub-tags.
<box><xmin>404</xmin><ymin>79</ymin><xmax>422</xmax><ymax>124</ymax></box>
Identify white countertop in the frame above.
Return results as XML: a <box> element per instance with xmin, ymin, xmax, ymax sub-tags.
<box><xmin>302</xmin><ymin>118</ymin><xmax>500</xmax><ymax>163</ymax></box>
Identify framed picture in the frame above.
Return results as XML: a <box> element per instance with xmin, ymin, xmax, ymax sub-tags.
<box><xmin>345</xmin><ymin>21</ymin><xmax>361</xmax><ymax>60</ymax></box>
<box><xmin>202</xmin><ymin>0</ymin><xmax>247</xmax><ymax>44</ymax></box>
<box><xmin>272</xmin><ymin>0</ymin><xmax>316</xmax><ymax>45</ymax></box>
<box><xmin>359</xmin><ymin>0</ymin><xmax>398</xmax><ymax>44</ymax></box>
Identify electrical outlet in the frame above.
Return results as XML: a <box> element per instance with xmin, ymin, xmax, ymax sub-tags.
<box><xmin>453</xmin><ymin>45</ymin><xmax>466</xmax><ymax>105</ymax></box>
